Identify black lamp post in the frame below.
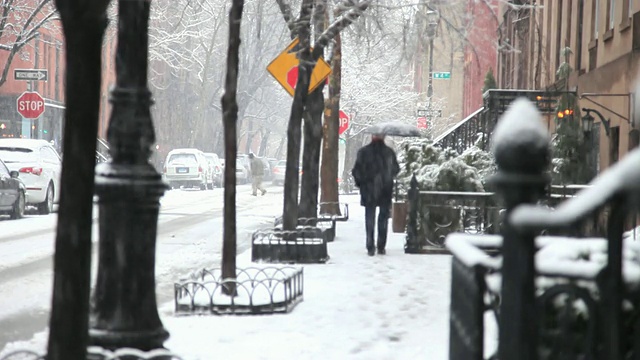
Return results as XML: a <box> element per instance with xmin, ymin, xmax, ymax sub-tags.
<box><xmin>582</xmin><ymin>107</ymin><xmax>611</xmax><ymax>136</ymax></box>
<box><xmin>89</xmin><ymin>0</ymin><xmax>169</xmax><ymax>352</ymax></box>
<box><xmin>425</xmin><ymin>9</ymin><xmax>439</xmax><ymax>99</ymax></box>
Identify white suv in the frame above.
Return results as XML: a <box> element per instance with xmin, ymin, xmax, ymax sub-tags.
<box><xmin>0</xmin><ymin>139</ymin><xmax>61</xmax><ymax>214</ymax></box>
<box><xmin>163</xmin><ymin>148</ymin><xmax>212</xmax><ymax>190</ymax></box>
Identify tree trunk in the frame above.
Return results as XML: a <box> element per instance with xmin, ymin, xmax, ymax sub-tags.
<box><xmin>299</xmin><ymin>87</ymin><xmax>324</xmax><ymax>220</ymax></box>
<box><xmin>343</xmin><ymin>130</ymin><xmax>362</xmax><ymax>185</ymax></box>
<box><xmin>298</xmin><ymin>0</ymin><xmax>328</xmax><ymax>221</ymax></box>
<box><xmin>275</xmin><ymin>135</ymin><xmax>286</xmax><ymax>159</ymax></box>
<box><xmin>220</xmin><ymin>0</ymin><xmax>244</xmax><ymax>296</ymax></box>
<box><xmin>282</xmin><ymin>0</ymin><xmax>314</xmax><ymax>232</ymax></box>
<box><xmin>47</xmin><ymin>4</ymin><xmax>108</xmax><ymax>359</ymax></box>
<box><xmin>320</xmin><ymin>32</ymin><xmax>341</xmax><ymax>215</ymax></box>
<box><xmin>258</xmin><ymin>128</ymin><xmax>271</xmax><ymax>156</ymax></box>
<box><xmin>244</xmin><ymin>119</ymin><xmax>254</xmax><ymax>154</ymax></box>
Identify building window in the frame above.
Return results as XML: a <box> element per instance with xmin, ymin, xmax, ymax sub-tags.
<box><xmin>609</xmin><ymin>126</ymin><xmax>620</xmax><ymax>165</ymax></box>
<box><xmin>608</xmin><ymin>0</ymin><xmax>616</xmax><ymax>29</ymax></box>
<box><xmin>593</xmin><ymin>0</ymin><xmax>600</xmax><ymax>38</ymax></box>
<box><xmin>577</xmin><ymin>0</ymin><xmax>584</xmax><ymax>69</ymax></box>
<box><xmin>556</xmin><ymin>0</ymin><xmax>564</xmax><ymax>70</ymax></box>
<box><xmin>622</xmin><ymin>0</ymin><xmax>630</xmax><ymax>19</ymax></box>
<box><xmin>629</xmin><ymin>129</ymin><xmax>640</xmax><ymax>150</ymax></box>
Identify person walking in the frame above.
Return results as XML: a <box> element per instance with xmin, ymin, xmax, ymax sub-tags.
<box><xmin>351</xmin><ymin>134</ymin><xmax>400</xmax><ymax>256</ymax></box>
<box><xmin>249</xmin><ymin>153</ymin><xmax>267</xmax><ymax>196</ymax></box>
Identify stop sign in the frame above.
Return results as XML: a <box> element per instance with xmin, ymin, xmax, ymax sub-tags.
<box><xmin>338</xmin><ymin>110</ymin><xmax>349</xmax><ymax>135</ymax></box>
<box><xmin>417</xmin><ymin>117</ymin><xmax>427</xmax><ymax>129</ymax></box>
<box><xmin>286</xmin><ymin>66</ymin><xmax>299</xmax><ymax>89</ymax></box>
<box><xmin>17</xmin><ymin>91</ymin><xmax>45</xmax><ymax>119</ymax></box>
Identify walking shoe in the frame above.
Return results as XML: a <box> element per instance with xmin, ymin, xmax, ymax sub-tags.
<box><xmin>377</xmin><ymin>249</ymin><xmax>386</xmax><ymax>255</ymax></box>
<box><xmin>261</xmin><ymin>189</ymin><xmax>267</xmax><ymax>195</ymax></box>
<box><xmin>251</xmin><ymin>193</ymin><xmax>257</xmax><ymax>196</ymax></box>
<box><xmin>367</xmin><ymin>249</ymin><xmax>375</xmax><ymax>256</ymax></box>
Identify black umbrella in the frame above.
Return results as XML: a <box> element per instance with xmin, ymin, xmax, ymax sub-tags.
<box><xmin>364</xmin><ymin>122</ymin><xmax>422</xmax><ymax>137</ymax></box>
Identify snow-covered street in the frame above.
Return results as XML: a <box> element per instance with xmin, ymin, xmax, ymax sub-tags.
<box><xmin>0</xmin><ymin>191</ymin><xmax>453</xmax><ymax>359</ymax></box>
<box><xmin>0</xmin><ymin>183</ymin><xmax>285</xmax><ymax>351</ymax></box>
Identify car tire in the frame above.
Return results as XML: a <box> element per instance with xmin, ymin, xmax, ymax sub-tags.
<box><xmin>38</xmin><ymin>184</ymin><xmax>54</xmax><ymax>215</ymax></box>
<box><xmin>10</xmin><ymin>191</ymin><xmax>25</xmax><ymax>220</ymax></box>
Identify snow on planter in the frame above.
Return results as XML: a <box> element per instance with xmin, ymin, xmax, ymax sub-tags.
<box><xmin>251</xmin><ymin>228</ymin><xmax>329</xmax><ymax>263</ymax></box>
<box><xmin>0</xmin><ymin>346</ymin><xmax>183</xmax><ymax>360</ymax></box>
<box><xmin>174</xmin><ymin>266</ymin><xmax>303</xmax><ymax>315</ymax></box>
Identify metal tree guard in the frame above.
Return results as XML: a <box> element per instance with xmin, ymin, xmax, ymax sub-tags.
<box><xmin>90</xmin><ymin>0</ymin><xmax>169</xmax><ymax>351</ymax></box>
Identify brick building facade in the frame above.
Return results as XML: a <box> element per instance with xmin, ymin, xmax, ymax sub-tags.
<box><xmin>0</xmin><ymin>3</ymin><xmax>116</xmax><ymax>150</ymax></box>
<box><xmin>497</xmin><ymin>0</ymin><xmax>639</xmax><ymax>172</ymax></box>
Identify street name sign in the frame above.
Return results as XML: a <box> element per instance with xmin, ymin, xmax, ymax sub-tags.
<box><xmin>266</xmin><ymin>38</ymin><xmax>332</xmax><ymax>97</ymax></box>
<box><xmin>17</xmin><ymin>91</ymin><xmax>45</xmax><ymax>119</ymax></box>
<box><xmin>417</xmin><ymin>109</ymin><xmax>442</xmax><ymax>118</ymax></box>
<box><xmin>432</xmin><ymin>72</ymin><xmax>451</xmax><ymax>79</ymax></box>
<box><xmin>14</xmin><ymin>69</ymin><xmax>48</xmax><ymax>81</ymax></box>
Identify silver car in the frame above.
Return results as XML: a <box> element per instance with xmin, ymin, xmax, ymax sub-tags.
<box><xmin>163</xmin><ymin>149</ymin><xmax>211</xmax><ymax>190</ymax></box>
<box><xmin>271</xmin><ymin>160</ymin><xmax>286</xmax><ymax>186</ymax></box>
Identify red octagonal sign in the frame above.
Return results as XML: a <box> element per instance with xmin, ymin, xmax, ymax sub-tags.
<box><xmin>286</xmin><ymin>66</ymin><xmax>299</xmax><ymax>89</ymax></box>
<box><xmin>17</xmin><ymin>91</ymin><xmax>45</xmax><ymax>119</ymax></box>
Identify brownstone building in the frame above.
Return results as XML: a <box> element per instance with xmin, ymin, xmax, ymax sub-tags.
<box><xmin>497</xmin><ymin>0</ymin><xmax>639</xmax><ymax>172</ymax></box>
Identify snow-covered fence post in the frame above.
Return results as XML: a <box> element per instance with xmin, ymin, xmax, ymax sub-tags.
<box><xmin>489</xmin><ymin>98</ymin><xmax>550</xmax><ymax>360</ymax></box>
<box><xmin>405</xmin><ymin>174</ymin><xmax>420</xmax><ymax>252</ymax></box>
<box><xmin>90</xmin><ymin>0</ymin><xmax>170</xmax><ymax>352</ymax></box>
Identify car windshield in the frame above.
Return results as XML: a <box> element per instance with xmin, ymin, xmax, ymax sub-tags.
<box><xmin>167</xmin><ymin>153</ymin><xmax>198</xmax><ymax>165</ymax></box>
<box><xmin>0</xmin><ymin>147</ymin><xmax>37</xmax><ymax>163</ymax></box>
<box><xmin>277</xmin><ymin>161</ymin><xmax>286</xmax><ymax>167</ymax></box>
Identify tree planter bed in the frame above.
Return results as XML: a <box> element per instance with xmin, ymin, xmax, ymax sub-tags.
<box><xmin>273</xmin><ymin>217</ymin><xmax>337</xmax><ymax>242</ymax></box>
<box><xmin>252</xmin><ymin>229</ymin><xmax>329</xmax><ymax>263</ymax></box>
<box><xmin>173</xmin><ymin>266</ymin><xmax>303</xmax><ymax>315</ymax></box>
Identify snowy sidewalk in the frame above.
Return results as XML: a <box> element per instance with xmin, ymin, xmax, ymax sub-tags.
<box><xmin>162</xmin><ymin>195</ymin><xmax>452</xmax><ymax>360</ymax></box>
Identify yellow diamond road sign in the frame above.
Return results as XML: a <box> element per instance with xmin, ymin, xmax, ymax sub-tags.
<box><xmin>266</xmin><ymin>38</ymin><xmax>332</xmax><ymax>97</ymax></box>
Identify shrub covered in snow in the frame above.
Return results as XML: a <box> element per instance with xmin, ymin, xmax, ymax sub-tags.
<box><xmin>396</xmin><ymin>135</ymin><xmax>497</xmax><ymax>245</ymax></box>
<box><xmin>397</xmin><ymin>134</ymin><xmax>495</xmax><ymax>193</ymax></box>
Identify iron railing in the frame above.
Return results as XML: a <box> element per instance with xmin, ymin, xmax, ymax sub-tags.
<box><xmin>445</xmin><ymin>97</ymin><xmax>640</xmax><ymax>360</ymax></box>
<box><xmin>174</xmin><ymin>266</ymin><xmax>304</xmax><ymax>315</ymax></box>
<box><xmin>433</xmin><ymin>89</ymin><xmax>576</xmax><ymax>154</ymax></box>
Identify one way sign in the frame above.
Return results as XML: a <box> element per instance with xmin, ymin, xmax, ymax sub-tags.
<box><xmin>14</xmin><ymin>69</ymin><xmax>48</xmax><ymax>81</ymax></box>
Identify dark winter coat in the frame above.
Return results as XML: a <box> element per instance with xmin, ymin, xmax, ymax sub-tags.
<box><xmin>351</xmin><ymin>140</ymin><xmax>400</xmax><ymax>207</ymax></box>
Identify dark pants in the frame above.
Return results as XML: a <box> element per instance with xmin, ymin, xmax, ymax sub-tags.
<box><xmin>365</xmin><ymin>205</ymin><xmax>390</xmax><ymax>251</ymax></box>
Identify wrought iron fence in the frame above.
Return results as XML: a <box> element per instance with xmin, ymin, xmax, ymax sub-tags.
<box><xmin>445</xmin><ymin>98</ymin><xmax>640</xmax><ymax>360</ymax></box>
<box><xmin>403</xmin><ymin>178</ymin><xmax>594</xmax><ymax>253</ymax></box>
<box><xmin>174</xmin><ymin>266</ymin><xmax>303</xmax><ymax>315</ymax></box>
<box><xmin>0</xmin><ymin>347</ymin><xmax>183</xmax><ymax>360</ymax></box>
<box><xmin>252</xmin><ymin>228</ymin><xmax>330</xmax><ymax>263</ymax></box>
<box><xmin>433</xmin><ymin>89</ymin><xmax>576</xmax><ymax>155</ymax></box>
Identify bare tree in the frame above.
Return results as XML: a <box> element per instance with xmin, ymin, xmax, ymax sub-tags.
<box><xmin>220</xmin><ymin>0</ymin><xmax>245</xmax><ymax>295</ymax></box>
<box><xmin>0</xmin><ymin>0</ymin><xmax>58</xmax><ymax>88</ymax></box>
<box><xmin>277</xmin><ymin>0</ymin><xmax>372</xmax><ymax>230</ymax></box>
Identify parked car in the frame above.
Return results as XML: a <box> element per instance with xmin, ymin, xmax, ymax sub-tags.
<box><xmin>271</xmin><ymin>160</ymin><xmax>286</xmax><ymax>185</ymax></box>
<box><xmin>203</xmin><ymin>152</ymin><xmax>223</xmax><ymax>188</ymax></box>
<box><xmin>0</xmin><ymin>158</ymin><xmax>26</xmax><ymax>219</ymax></box>
<box><xmin>271</xmin><ymin>160</ymin><xmax>303</xmax><ymax>186</ymax></box>
<box><xmin>237</xmin><ymin>154</ymin><xmax>252</xmax><ymax>181</ymax></box>
<box><xmin>235</xmin><ymin>159</ymin><xmax>250</xmax><ymax>184</ymax></box>
<box><xmin>0</xmin><ymin>139</ymin><xmax>61</xmax><ymax>214</ymax></box>
<box><xmin>163</xmin><ymin>148</ymin><xmax>212</xmax><ymax>190</ymax></box>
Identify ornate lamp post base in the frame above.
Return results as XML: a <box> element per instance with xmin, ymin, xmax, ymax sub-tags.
<box><xmin>90</xmin><ymin>162</ymin><xmax>169</xmax><ymax>351</ymax></box>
